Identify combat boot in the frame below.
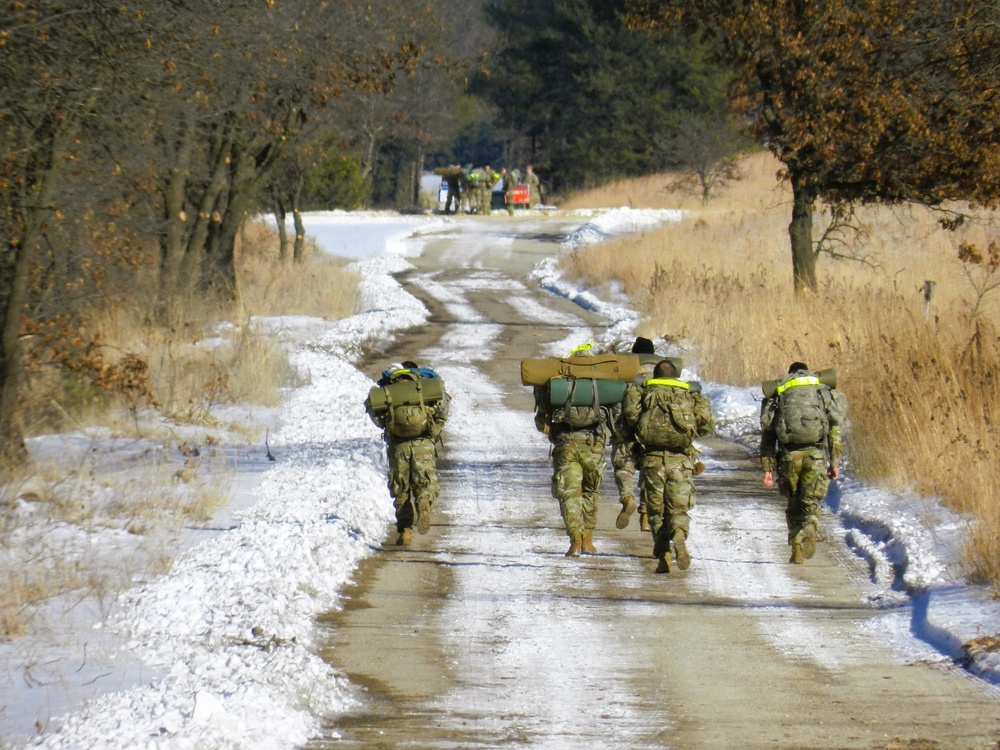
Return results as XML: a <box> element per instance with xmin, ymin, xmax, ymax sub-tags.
<box><xmin>415</xmin><ymin>496</ymin><xmax>432</xmax><ymax>535</ymax></box>
<box><xmin>639</xmin><ymin>512</ymin><xmax>650</xmax><ymax>532</ymax></box>
<box><xmin>655</xmin><ymin>551</ymin><xmax>671</xmax><ymax>574</ymax></box>
<box><xmin>616</xmin><ymin>496</ymin><xmax>637</xmax><ymax>530</ymax></box>
<box><xmin>581</xmin><ymin>529</ymin><xmax>597</xmax><ymax>555</ymax></box>
<box><xmin>566</xmin><ymin>532</ymin><xmax>583</xmax><ymax>557</ymax></box>
<box><xmin>673</xmin><ymin>530</ymin><xmax>691</xmax><ymax>571</ymax></box>
<box><xmin>789</xmin><ymin>541</ymin><xmax>804</xmax><ymax>564</ymax></box>
<box><xmin>801</xmin><ymin>524</ymin><xmax>818</xmax><ymax>560</ymax></box>
<box><xmin>396</xmin><ymin>528</ymin><xmax>412</xmax><ymax>546</ymax></box>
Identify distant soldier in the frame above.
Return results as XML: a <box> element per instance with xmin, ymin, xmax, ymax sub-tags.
<box><xmin>760</xmin><ymin>362</ymin><xmax>847</xmax><ymax>564</ymax></box>
<box><xmin>434</xmin><ymin>164</ymin><xmax>463</xmax><ymax>215</ymax></box>
<box><xmin>623</xmin><ymin>359</ymin><xmax>714</xmax><ymax>573</ymax></box>
<box><xmin>477</xmin><ymin>165</ymin><xmax>497</xmax><ymax>214</ymax></box>
<box><xmin>525</xmin><ymin>165</ymin><xmax>542</xmax><ymax>207</ymax></box>
<box><xmin>501</xmin><ymin>167</ymin><xmax>515</xmax><ymax>216</ymax></box>
<box><xmin>464</xmin><ymin>165</ymin><xmax>480</xmax><ymax>215</ymax></box>
<box><xmin>365</xmin><ymin>361</ymin><xmax>450</xmax><ymax>545</ymax></box>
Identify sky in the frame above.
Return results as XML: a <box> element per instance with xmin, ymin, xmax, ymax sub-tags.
<box><xmin>2</xmin><ymin>203</ymin><xmax>999</xmax><ymax>750</ymax></box>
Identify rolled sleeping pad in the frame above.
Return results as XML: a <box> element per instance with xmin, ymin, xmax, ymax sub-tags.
<box><xmin>548</xmin><ymin>377</ymin><xmax>627</xmax><ymax>407</ymax></box>
<box><xmin>520</xmin><ymin>353</ymin><xmax>641</xmax><ymax>386</ymax></box>
<box><xmin>367</xmin><ymin>375</ymin><xmax>445</xmax><ymax>413</ymax></box>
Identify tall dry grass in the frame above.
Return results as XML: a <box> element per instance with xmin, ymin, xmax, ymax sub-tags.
<box><xmin>562</xmin><ymin>152</ymin><xmax>1000</xmax><ymax>587</ymax></box>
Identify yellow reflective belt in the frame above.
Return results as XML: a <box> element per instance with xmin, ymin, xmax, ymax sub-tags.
<box><xmin>646</xmin><ymin>378</ymin><xmax>689</xmax><ymax>390</ymax></box>
<box><xmin>569</xmin><ymin>341</ymin><xmax>594</xmax><ymax>356</ymax></box>
<box><xmin>775</xmin><ymin>375</ymin><xmax>820</xmax><ymax>394</ymax></box>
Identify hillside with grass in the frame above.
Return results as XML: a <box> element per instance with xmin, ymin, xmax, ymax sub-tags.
<box><xmin>560</xmin><ymin>152</ymin><xmax>1000</xmax><ymax>588</ymax></box>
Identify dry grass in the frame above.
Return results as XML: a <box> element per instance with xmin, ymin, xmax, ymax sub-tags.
<box><xmin>562</xmin><ymin>151</ymin><xmax>1000</xmax><ymax>587</ymax></box>
<box><xmin>237</xmin><ymin>221</ymin><xmax>360</xmax><ymax>320</ymax></box>
<box><xmin>1</xmin><ymin>218</ymin><xmax>361</xmax><ymax>639</ymax></box>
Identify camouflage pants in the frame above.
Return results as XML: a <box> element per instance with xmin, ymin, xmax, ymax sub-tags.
<box><xmin>640</xmin><ymin>450</ymin><xmax>696</xmax><ymax>557</ymax></box>
<box><xmin>612</xmin><ymin>438</ymin><xmax>645</xmax><ymax>513</ymax></box>
<box><xmin>387</xmin><ymin>437</ymin><xmax>440</xmax><ymax>532</ymax></box>
<box><xmin>551</xmin><ymin>434</ymin><xmax>606</xmax><ymax>535</ymax></box>
<box><xmin>776</xmin><ymin>446</ymin><xmax>830</xmax><ymax>545</ymax></box>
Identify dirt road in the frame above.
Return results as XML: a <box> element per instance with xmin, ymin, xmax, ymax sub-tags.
<box><xmin>308</xmin><ymin>215</ymin><xmax>1000</xmax><ymax>750</ymax></box>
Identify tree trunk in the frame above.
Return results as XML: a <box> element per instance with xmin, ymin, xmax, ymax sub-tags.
<box><xmin>292</xmin><ymin>172</ymin><xmax>306</xmax><ymax>263</ymax></box>
<box><xmin>159</xmin><ymin>110</ymin><xmax>195</xmax><ymax>303</ymax></box>
<box><xmin>181</xmin><ymin>130</ymin><xmax>234</xmax><ymax>297</ymax></box>
<box><xmin>789</xmin><ymin>172</ymin><xmax>818</xmax><ymax>294</ymax></box>
<box><xmin>0</xmin><ymin>119</ymin><xmax>73</xmax><ymax>463</ymax></box>
<box><xmin>270</xmin><ymin>187</ymin><xmax>289</xmax><ymax>262</ymax></box>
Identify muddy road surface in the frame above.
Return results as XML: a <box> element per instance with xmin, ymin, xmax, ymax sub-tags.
<box><xmin>308</xmin><ymin>215</ymin><xmax>1000</xmax><ymax>750</ymax></box>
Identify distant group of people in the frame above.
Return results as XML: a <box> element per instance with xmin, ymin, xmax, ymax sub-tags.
<box><xmin>434</xmin><ymin>163</ymin><xmax>543</xmax><ymax>216</ymax></box>
<box><xmin>365</xmin><ymin>340</ymin><xmax>847</xmax><ymax>572</ymax></box>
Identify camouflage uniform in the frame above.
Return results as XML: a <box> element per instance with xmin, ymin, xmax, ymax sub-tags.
<box><xmin>525</xmin><ymin>166</ymin><xmax>542</xmax><ymax>207</ymax></box>
<box><xmin>434</xmin><ymin>165</ymin><xmax>463</xmax><ymax>215</ymax></box>
<box><xmin>502</xmin><ymin>169</ymin><xmax>515</xmax><ymax>216</ymax></box>
<box><xmin>610</xmin><ymin>353</ymin><xmax>661</xmax><ymax>528</ymax></box>
<box><xmin>759</xmin><ymin>369</ymin><xmax>845</xmax><ymax>555</ymax></box>
<box><xmin>533</xmin><ymin>387</ymin><xmax>611</xmax><ymax>554</ymax></box>
<box><xmin>367</xmin><ymin>369</ymin><xmax>450</xmax><ymax>540</ymax></box>
<box><xmin>623</xmin><ymin>376</ymin><xmax>714</xmax><ymax>568</ymax></box>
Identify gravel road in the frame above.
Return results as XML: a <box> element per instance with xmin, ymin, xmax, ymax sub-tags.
<box><xmin>308</xmin><ymin>215</ymin><xmax>1000</xmax><ymax>750</ymax></box>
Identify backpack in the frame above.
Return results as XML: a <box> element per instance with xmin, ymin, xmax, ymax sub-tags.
<box><xmin>633</xmin><ymin>379</ymin><xmax>698</xmax><ymax>451</ymax></box>
<box><xmin>366</xmin><ymin>369</ymin><xmax>443</xmax><ymax>439</ymax></box>
<box><xmin>764</xmin><ymin>374</ymin><xmax>831</xmax><ymax>447</ymax></box>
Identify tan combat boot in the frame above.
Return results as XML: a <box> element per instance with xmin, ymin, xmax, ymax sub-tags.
<box><xmin>639</xmin><ymin>512</ymin><xmax>650</xmax><ymax>532</ymax></box>
<box><xmin>396</xmin><ymin>528</ymin><xmax>413</xmax><ymax>546</ymax></box>
<box><xmin>789</xmin><ymin>541</ymin><xmax>804</xmax><ymax>564</ymax></box>
<box><xmin>566</xmin><ymin>532</ymin><xmax>583</xmax><ymax>557</ymax></box>
<box><xmin>655</xmin><ymin>551</ymin><xmax>671</xmax><ymax>574</ymax></box>
<box><xmin>673</xmin><ymin>529</ymin><xmax>691</xmax><ymax>571</ymax></box>
<box><xmin>801</xmin><ymin>524</ymin><xmax>818</xmax><ymax>560</ymax></box>
<box><xmin>581</xmin><ymin>529</ymin><xmax>597</xmax><ymax>555</ymax></box>
<box><xmin>415</xmin><ymin>496</ymin><xmax>432</xmax><ymax>535</ymax></box>
<box><xmin>615</xmin><ymin>497</ymin><xmax>637</xmax><ymax>530</ymax></box>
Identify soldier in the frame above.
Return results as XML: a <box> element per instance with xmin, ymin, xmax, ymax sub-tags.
<box><xmin>477</xmin><ymin>165</ymin><xmax>497</xmax><ymax>214</ymax></box>
<box><xmin>610</xmin><ymin>336</ymin><xmax>661</xmax><ymax>531</ymax></box>
<box><xmin>463</xmin><ymin>165</ymin><xmax>481</xmax><ymax>215</ymax></box>
<box><xmin>365</xmin><ymin>361</ymin><xmax>450</xmax><ymax>545</ymax></box>
<box><xmin>533</xmin><ymin>360</ymin><xmax>615</xmax><ymax>558</ymax></box>
<box><xmin>623</xmin><ymin>359</ymin><xmax>714</xmax><ymax>573</ymax></box>
<box><xmin>760</xmin><ymin>362</ymin><xmax>847</xmax><ymax>564</ymax></box>
<box><xmin>501</xmin><ymin>167</ymin><xmax>515</xmax><ymax>216</ymax></box>
<box><xmin>524</xmin><ymin>165</ymin><xmax>542</xmax><ymax>207</ymax></box>
<box><xmin>434</xmin><ymin>164</ymin><xmax>463</xmax><ymax>215</ymax></box>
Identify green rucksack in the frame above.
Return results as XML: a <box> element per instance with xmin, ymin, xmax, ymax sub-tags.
<box><xmin>633</xmin><ymin>379</ymin><xmax>698</xmax><ymax>451</ymax></box>
<box><xmin>766</xmin><ymin>375</ymin><xmax>831</xmax><ymax>447</ymax></box>
<box><xmin>366</xmin><ymin>370</ymin><xmax>442</xmax><ymax>439</ymax></box>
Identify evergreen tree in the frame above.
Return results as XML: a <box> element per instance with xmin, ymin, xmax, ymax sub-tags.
<box><xmin>478</xmin><ymin>0</ymin><xmax>736</xmax><ymax>193</ymax></box>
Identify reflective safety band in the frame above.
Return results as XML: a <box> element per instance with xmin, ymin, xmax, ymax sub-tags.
<box><xmin>776</xmin><ymin>375</ymin><xmax>820</xmax><ymax>394</ymax></box>
<box><xmin>569</xmin><ymin>341</ymin><xmax>594</xmax><ymax>356</ymax></box>
<box><xmin>646</xmin><ymin>377</ymin><xmax>689</xmax><ymax>390</ymax></box>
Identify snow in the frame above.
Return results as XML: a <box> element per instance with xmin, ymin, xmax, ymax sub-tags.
<box><xmin>3</xmin><ymin>206</ymin><xmax>999</xmax><ymax>750</ymax></box>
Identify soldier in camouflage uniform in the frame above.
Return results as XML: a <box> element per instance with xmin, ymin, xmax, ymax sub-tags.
<box><xmin>434</xmin><ymin>164</ymin><xmax>463</xmax><ymax>215</ymax></box>
<box><xmin>760</xmin><ymin>362</ymin><xmax>846</xmax><ymax>564</ymax></box>
<box><xmin>623</xmin><ymin>359</ymin><xmax>714</xmax><ymax>573</ymax></box>
<box><xmin>610</xmin><ymin>336</ymin><xmax>661</xmax><ymax>531</ymax></box>
<box><xmin>525</xmin><ymin>165</ymin><xmax>542</xmax><ymax>208</ymax></box>
<box><xmin>367</xmin><ymin>361</ymin><xmax>450</xmax><ymax>546</ymax></box>
<box><xmin>533</xmin><ymin>380</ymin><xmax>614</xmax><ymax>558</ymax></box>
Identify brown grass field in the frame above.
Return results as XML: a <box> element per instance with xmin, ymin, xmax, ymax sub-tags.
<box><xmin>561</xmin><ymin>152</ymin><xmax>1000</xmax><ymax>588</ymax></box>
